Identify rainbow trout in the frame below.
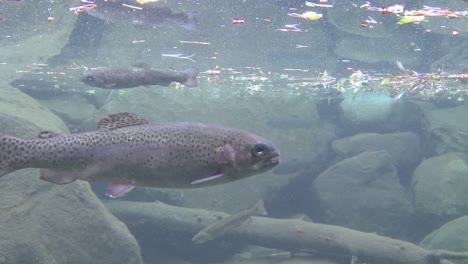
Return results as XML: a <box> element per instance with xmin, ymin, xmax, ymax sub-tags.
<box><xmin>192</xmin><ymin>199</ymin><xmax>267</xmax><ymax>244</ymax></box>
<box><xmin>81</xmin><ymin>65</ymin><xmax>198</xmax><ymax>88</ymax></box>
<box><xmin>0</xmin><ymin>113</ymin><xmax>280</xmax><ymax>198</ymax></box>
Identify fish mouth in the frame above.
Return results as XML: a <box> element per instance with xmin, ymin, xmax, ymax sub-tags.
<box><xmin>263</xmin><ymin>155</ymin><xmax>280</xmax><ymax>169</ymax></box>
<box><xmin>269</xmin><ymin>156</ymin><xmax>280</xmax><ymax>165</ymax></box>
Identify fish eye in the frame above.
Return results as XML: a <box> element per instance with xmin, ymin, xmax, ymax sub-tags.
<box><xmin>252</xmin><ymin>143</ymin><xmax>267</xmax><ymax>157</ymax></box>
<box><xmin>86</xmin><ymin>75</ymin><xmax>95</xmax><ymax>82</ymax></box>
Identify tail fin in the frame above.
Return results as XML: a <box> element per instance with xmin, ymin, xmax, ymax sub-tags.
<box><xmin>253</xmin><ymin>199</ymin><xmax>268</xmax><ymax>216</ymax></box>
<box><xmin>184</xmin><ymin>68</ymin><xmax>199</xmax><ymax>87</ymax></box>
<box><xmin>0</xmin><ymin>133</ymin><xmax>22</xmax><ymax>177</ymax></box>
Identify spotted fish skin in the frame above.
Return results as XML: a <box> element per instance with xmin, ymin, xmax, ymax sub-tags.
<box><xmin>0</xmin><ymin>113</ymin><xmax>280</xmax><ymax>197</ymax></box>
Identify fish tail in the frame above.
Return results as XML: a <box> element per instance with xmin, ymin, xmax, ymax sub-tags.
<box><xmin>0</xmin><ymin>133</ymin><xmax>25</xmax><ymax>177</ymax></box>
<box><xmin>184</xmin><ymin>68</ymin><xmax>199</xmax><ymax>87</ymax></box>
<box><xmin>254</xmin><ymin>199</ymin><xmax>268</xmax><ymax>216</ymax></box>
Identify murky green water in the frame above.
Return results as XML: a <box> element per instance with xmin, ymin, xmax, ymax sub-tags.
<box><xmin>0</xmin><ymin>1</ymin><xmax>467</xmax><ymax>264</ymax></box>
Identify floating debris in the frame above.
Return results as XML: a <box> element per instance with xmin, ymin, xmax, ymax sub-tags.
<box><xmin>287</xmin><ymin>11</ymin><xmax>322</xmax><ymax>21</ymax></box>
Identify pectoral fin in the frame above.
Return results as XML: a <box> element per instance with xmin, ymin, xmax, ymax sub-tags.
<box><xmin>106</xmin><ymin>182</ymin><xmax>136</xmax><ymax>198</ymax></box>
<box><xmin>191</xmin><ymin>173</ymin><xmax>224</xmax><ymax>185</ymax></box>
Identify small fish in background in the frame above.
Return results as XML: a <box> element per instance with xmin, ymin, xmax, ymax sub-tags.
<box><xmin>80</xmin><ymin>64</ymin><xmax>198</xmax><ymax>88</ymax></box>
<box><xmin>86</xmin><ymin>0</ymin><xmax>198</xmax><ymax>30</ymax></box>
<box><xmin>192</xmin><ymin>199</ymin><xmax>268</xmax><ymax>244</ymax></box>
<box><xmin>0</xmin><ymin>112</ymin><xmax>280</xmax><ymax>198</ymax></box>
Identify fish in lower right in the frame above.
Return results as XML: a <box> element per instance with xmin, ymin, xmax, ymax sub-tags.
<box><xmin>192</xmin><ymin>199</ymin><xmax>268</xmax><ymax>244</ymax></box>
<box><xmin>0</xmin><ymin>112</ymin><xmax>280</xmax><ymax>198</ymax></box>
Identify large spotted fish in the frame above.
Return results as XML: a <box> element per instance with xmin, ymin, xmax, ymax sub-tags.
<box><xmin>0</xmin><ymin>113</ymin><xmax>280</xmax><ymax>198</ymax></box>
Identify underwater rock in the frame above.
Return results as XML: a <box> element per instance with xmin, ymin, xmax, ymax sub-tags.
<box><xmin>311</xmin><ymin>150</ymin><xmax>413</xmax><ymax>237</ymax></box>
<box><xmin>338</xmin><ymin>95</ymin><xmax>429</xmax><ymax>134</ymax></box>
<box><xmin>0</xmin><ymin>85</ymin><xmax>143</xmax><ymax>264</ymax></box>
<box><xmin>422</xmin><ymin>104</ymin><xmax>468</xmax><ymax>155</ymax></box>
<box><xmin>38</xmin><ymin>94</ymin><xmax>97</xmax><ymax>132</ymax></box>
<box><xmin>331</xmin><ymin>132</ymin><xmax>422</xmax><ymax>176</ymax></box>
<box><xmin>328</xmin><ymin>2</ymin><xmax>424</xmax><ymax>65</ymax></box>
<box><xmin>412</xmin><ymin>152</ymin><xmax>468</xmax><ymax>235</ymax></box>
<box><xmin>419</xmin><ymin>215</ymin><xmax>468</xmax><ymax>253</ymax></box>
<box><xmin>327</xmin><ymin>1</ymin><xmax>397</xmax><ymax>39</ymax></box>
<box><xmin>334</xmin><ymin>35</ymin><xmax>420</xmax><ymax>64</ymax></box>
<box><xmin>340</xmin><ymin>93</ymin><xmax>395</xmax><ymax>132</ymax></box>
<box><xmin>339</xmin><ymin>92</ymin><xmax>394</xmax><ymax>133</ymax></box>
<box><xmin>87</xmin><ymin>87</ymin><xmax>334</xmax><ymax>213</ymax></box>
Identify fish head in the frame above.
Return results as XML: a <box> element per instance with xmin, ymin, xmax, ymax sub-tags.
<box><xmin>80</xmin><ymin>70</ymin><xmax>118</xmax><ymax>88</ymax></box>
<box><xmin>81</xmin><ymin>71</ymin><xmax>107</xmax><ymax>88</ymax></box>
<box><xmin>223</xmin><ymin>132</ymin><xmax>280</xmax><ymax>179</ymax></box>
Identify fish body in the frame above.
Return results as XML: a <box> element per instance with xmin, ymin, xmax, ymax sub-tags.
<box><xmin>0</xmin><ymin>113</ymin><xmax>280</xmax><ymax>198</ymax></box>
<box><xmin>86</xmin><ymin>0</ymin><xmax>198</xmax><ymax>30</ymax></box>
<box><xmin>192</xmin><ymin>199</ymin><xmax>268</xmax><ymax>244</ymax></box>
<box><xmin>81</xmin><ymin>65</ymin><xmax>198</xmax><ymax>88</ymax></box>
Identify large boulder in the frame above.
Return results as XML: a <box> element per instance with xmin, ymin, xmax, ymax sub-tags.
<box><xmin>327</xmin><ymin>1</ymin><xmax>424</xmax><ymax>65</ymax></box>
<box><xmin>339</xmin><ymin>93</ymin><xmax>395</xmax><ymax>132</ymax></box>
<box><xmin>331</xmin><ymin>132</ymin><xmax>422</xmax><ymax>181</ymax></box>
<box><xmin>311</xmin><ymin>151</ymin><xmax>413</xmax><ymax>237</ymax></box>
<box><xmin>0</xmin><ymin>86</ymin><xmax>143</xmax><ymax>264</ymax></box>
<box><xmin>338</xmin><ymin>94</ymin><xmax>428</xmax><ymax>134</ymax></box>
<box><xmin>334</xmin><ymin>35</ymin><xmax>422</xmax><ymax>65</ymax></box>
<box><xmin>412</xmin><ymin>152</ymin><xmax>468</xmax><ymax>233</ymax></box>
<box><xmin>328</xmin><ymin>1</ymin><xmax>397</xmax><ymax>39</ymax></box>
<box><xmin>85</xmin><ymin>87</ymin><xmax>335</xmax><ymax>213</ymax></box>
<box><xmin>0</xmin><ymin>83</ymin><xmax>69</xmax><ymax>136</ymax></box>
<box><xmin>422</xmin><ymin>104</ymin><xmax>468</xmax><ymax>155</ymax></box>
<box><xmin>419</xmin><ymin>215</ymin><xmax>468</xmax><ymax>254</ymax></box>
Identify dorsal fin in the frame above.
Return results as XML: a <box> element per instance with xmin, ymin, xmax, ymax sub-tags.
<box><xmin>38</xmin><ymin>131</ymin><xmax>60</xmax><ymax>139</ymax></box>
<box><xmin>97</xmin><ymin>112</ymin><xmax>149</xmax><ymax>130</ymax></box>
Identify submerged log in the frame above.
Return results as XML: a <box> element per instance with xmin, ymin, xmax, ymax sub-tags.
<box><xmin>105</xmin><ymin>201</ymin><xmax>468</xmax><ymax>264</ymax></box>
